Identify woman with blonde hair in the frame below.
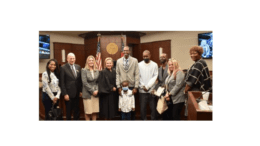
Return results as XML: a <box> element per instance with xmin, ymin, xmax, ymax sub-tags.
<box><xmin>163</xmin><ymin>58</ymin><xmax>186</xmax><ymax>120</ymax></box>
<box><xmin>81</xmin><ymin>55</ymin><xmax>99</xmax><ymax>120</ymax></box>
<box><xmin>98</xmin><ymin>57</ymin><xmax>117</xmax><ymax>120</ymax></box>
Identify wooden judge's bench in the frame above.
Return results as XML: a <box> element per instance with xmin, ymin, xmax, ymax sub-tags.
<box><xmin>187</xmin><ymin>91</ymin><xmax>213</xmax><ymax>120</ymax></box>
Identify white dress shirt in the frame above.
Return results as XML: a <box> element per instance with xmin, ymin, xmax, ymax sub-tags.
<box><xmin>119</xmin><ymin>90</ymin><xmax>135</xmax><ymax>113</ymax></box>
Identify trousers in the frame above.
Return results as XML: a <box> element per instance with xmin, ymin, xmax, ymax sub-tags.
<box><xmin>139</xmin><ymin>93</ymin><xmax>158</xmax><ymax>120</ymax></box>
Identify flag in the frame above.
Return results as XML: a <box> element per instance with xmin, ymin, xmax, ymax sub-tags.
<box><xmin>96</xmin><ymin>37</ymin><xmax>102</xmax><ymax>71</ymax></box>
<box><xmin>121</xmin><ymin>36</ymin><xmax>124</xmax><ymax>57</ymax></box>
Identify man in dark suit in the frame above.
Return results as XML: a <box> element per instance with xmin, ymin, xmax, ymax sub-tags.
<box><xmin>60</xmin><ymin>53</ymin><xmax>82</xmax><ymax>120</ymax></box>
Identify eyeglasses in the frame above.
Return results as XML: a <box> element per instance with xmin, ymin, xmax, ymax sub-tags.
<box><xmin>123</xmin><ymin>50</ymin><xmax>130</xmax><ymax>52</ymax></box>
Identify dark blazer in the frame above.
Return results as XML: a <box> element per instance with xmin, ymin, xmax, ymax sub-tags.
<box><xmin>154</xmin><ymin>64</ymin><xmax>168</xmax><ymax>90</ymax></box>
<box><xmin>60</xmin><ymin>63</ymin><xmax>82</xmax><ymax>98</ymax></box>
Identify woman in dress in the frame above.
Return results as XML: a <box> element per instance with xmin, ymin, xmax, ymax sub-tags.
<box><xmin>41</xmin><ymin>59</ymin><xmax>61</xmax><ymax>120</ymax></box>
<box><xmin>81</xmin><ymin>55</ymin><xmax>99</xmax><ymax>120</ymax></box>
<box><xmin>98</xmin><ymin>57</ymin><xmax>117</xmax><ymax>120</ymax></box>
<box><xmin>163</xmin><ymin>59</ymin><xmax>186</xmax><ymax>120</ymax></box>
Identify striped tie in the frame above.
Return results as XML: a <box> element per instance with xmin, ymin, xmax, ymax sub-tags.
<box><xmin>71</xmin><ymin>65</ymin><xmax>77</xmax><ymax>78</ymax></box>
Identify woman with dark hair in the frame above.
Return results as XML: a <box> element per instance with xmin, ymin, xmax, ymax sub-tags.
<box><xmin>41</xmin><ymin>59</ymin><xmax>61</xmax><ymax>120</ymax></box>
<box><xmin>98</xmin><ymin>57</ymin><xmax>117</xmax><ymax>120</ymax></box>
<box><xmin>184</xmin><ymin>46</ymin><xmax>212</xmax><ymax>93</ymax></box>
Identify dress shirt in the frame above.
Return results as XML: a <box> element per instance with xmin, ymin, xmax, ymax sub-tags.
<box><xmin>119</xmin><ymin>90</ymin><xmax>135</xmax><ymax>113</ymax></box>
<box><xmin>123</xmin><ymin>57</ymin><xmax>129</xmax><ymax>70</ymax></box>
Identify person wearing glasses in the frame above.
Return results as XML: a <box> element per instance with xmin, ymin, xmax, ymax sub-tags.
<box><xmin>116</xmin><ymin>46</ymin><xmax>140</xmax><ymax>120</ymax></box>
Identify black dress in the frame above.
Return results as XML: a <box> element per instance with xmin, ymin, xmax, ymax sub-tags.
<box><xmin>98</xmin><ymin>68</ymin><xmax>117</xmax><ymax>119</ymax></box>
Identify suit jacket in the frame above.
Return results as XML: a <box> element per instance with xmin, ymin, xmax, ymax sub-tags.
<box><xmin>116</xmin><ymin>56</ymin><xmax>140</xmax><ymax>88</ymax></box>
<box><xmin>60</xmin><ymin>63</ymin><xmax>82</xmax><ymax>98</ymax></box>
<box><xmin>154</xmin><ymin>64</ymin><xmax>168</xmax><ymax>90</ymax></box>
<box><xmin>165</xmin><ymin>71</ymin><xmax>185</xmax><ymax>104</ymax></box>
<box><xmin>81</xmin><ymin>68</ymin><xmax>99</xmax><ymax>99</ymax></box>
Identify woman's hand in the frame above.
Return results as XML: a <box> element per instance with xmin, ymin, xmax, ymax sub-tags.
<box><xmin>53</xmin><ymin>97</ymin><xmax>58</xmax><ymax>103</ymax></box>
<box><xmin>164</xmin><ymin>93</ymin><xmax>170</xmax><ymax>101</ymax></box>
<box><xmin>93</xmin><ymin>90</ymin><xmax>98</xmax><ymax>96</ymax></box>
<box><xmin>184</xmin><ymin>84</ymin><xmax>191</xmax><ymax>94</ymax></box>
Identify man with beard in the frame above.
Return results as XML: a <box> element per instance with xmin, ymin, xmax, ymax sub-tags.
<box><xmin>153</xmin><ymin>53</ymin><xmax>173</xmax><ymax>120</ymax></box>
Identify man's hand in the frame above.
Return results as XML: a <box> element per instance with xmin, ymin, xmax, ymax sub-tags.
<box><xmin>118</xmin><ymin>108</ymin><xmax>121</xmax><ymax>112</ymax></box>
<box><xmin>151</xmin><ymin>89</ymin><xmax>155</xmax><ymax>95</ymax></box>
<box><xmin>79</xmin><ymin>92</ymin><xmax>82</xmax><ymax>97</ymax></box>
<box><xmin>93</xmin><ymin>90</ymin><xmax>98</xmax><ymax>96</ymax></box>
<box><xmin>112</xmin><ymin>87</ymin><xmax>117</xmax><ymax>91</ymax></box>
<box><xmin>64</xmin><ymin>95</ymin><xmax>69</xmax><ymax>101</ymax></box>
<box><xmin>143</xmin><ymin>86</ymin><xmax>148</xmax><ymax>92</ymax></box>
<box><xmin>118</xmin><ymin>88</ymin><xmax>122</xmax><ymax>95</ymax></box>
<box><xmin>132</xmin><ymin>108</ymin><xmax>135</xmax><ymax>111</ymax></box>
<box><xmin>132</xmin><ymin>88</ymin><xmax>137</xmax><ymax>94</ymax></box>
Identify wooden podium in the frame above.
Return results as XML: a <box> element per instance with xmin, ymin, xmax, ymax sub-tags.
<box><xmin>187</xmin><ymin>91</ymin><xmax>213</xmax><ymax>121</ymax></box>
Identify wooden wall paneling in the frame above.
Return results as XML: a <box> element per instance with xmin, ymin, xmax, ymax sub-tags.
<box><xmin>85</xmin><ymin>37</ymin><xmax>98</xmax><ymax>60</ymax></box>
<box><xmin>127</xmin><ymin>36</ymin><xmax>140</xmax><ymax>45</ymax></box>
<box><xmin>132</xmin><ymin>44</ymin><xmax>141</xmax><ymax>62</ymax></box>
<box><xmin>53</xmin><ymin>43</ymin><xmax>73</xmax><ymax>66</ymax></box>
<box><xmin>71</xmin><ymin>44</ymin><xmax>85</xmax><ymax>68</ymax></box>
<box><xmin>39</xmin><ymin>88</ymin><xmax>45</xmax><ymax>119</ymax></box>
<box><xmin>140</xmin><ymin>40</ymin><xmax>171</xmax><ymax>65</ymax></box>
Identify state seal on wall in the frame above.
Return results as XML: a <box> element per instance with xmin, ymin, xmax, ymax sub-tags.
<box><xmin>106</xmin><ymin>43</ymin><xmax>118</xmax><ymax>55</ymax></box>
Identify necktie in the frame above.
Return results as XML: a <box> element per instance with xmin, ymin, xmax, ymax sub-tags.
<box><xmin>125</xmin><ymin>59</ymin><xmax>129</xmax><ymax>70</ymax></box>
<box><xmin>71</xmin><ymin>65</ymin><xmax>77</xmax><ymax>78</ymax></box>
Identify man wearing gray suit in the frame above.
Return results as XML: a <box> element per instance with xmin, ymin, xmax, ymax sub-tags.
<box><xmin>154</xmin><ymin>53</ymin><xmax>168</xmax><ymax>90</ymax></box>
<box><xmin>116</xmin><ymin>46</ymin><xmax>140</xmax><ymax>120</ymax></box>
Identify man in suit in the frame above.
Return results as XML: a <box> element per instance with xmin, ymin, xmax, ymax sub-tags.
<box><xmin>60</xmin><ymin>53</ymin><xmax>82</xmax><ymax>120</ymax></box>
<box><xmin>154</xmin><ymin>53</ymin><xmax>168</xmax><ymax>90</ymax></box>
<box><xmin>116</xmin><ymin>46</ymin><xmax>140</xmax><ymax>120</ymax></box>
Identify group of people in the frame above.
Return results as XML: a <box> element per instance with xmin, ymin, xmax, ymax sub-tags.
<box><xmin>41</xmin><ymin>45</ymin><xmax>212</xmax><ymax>120</ymax></box>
